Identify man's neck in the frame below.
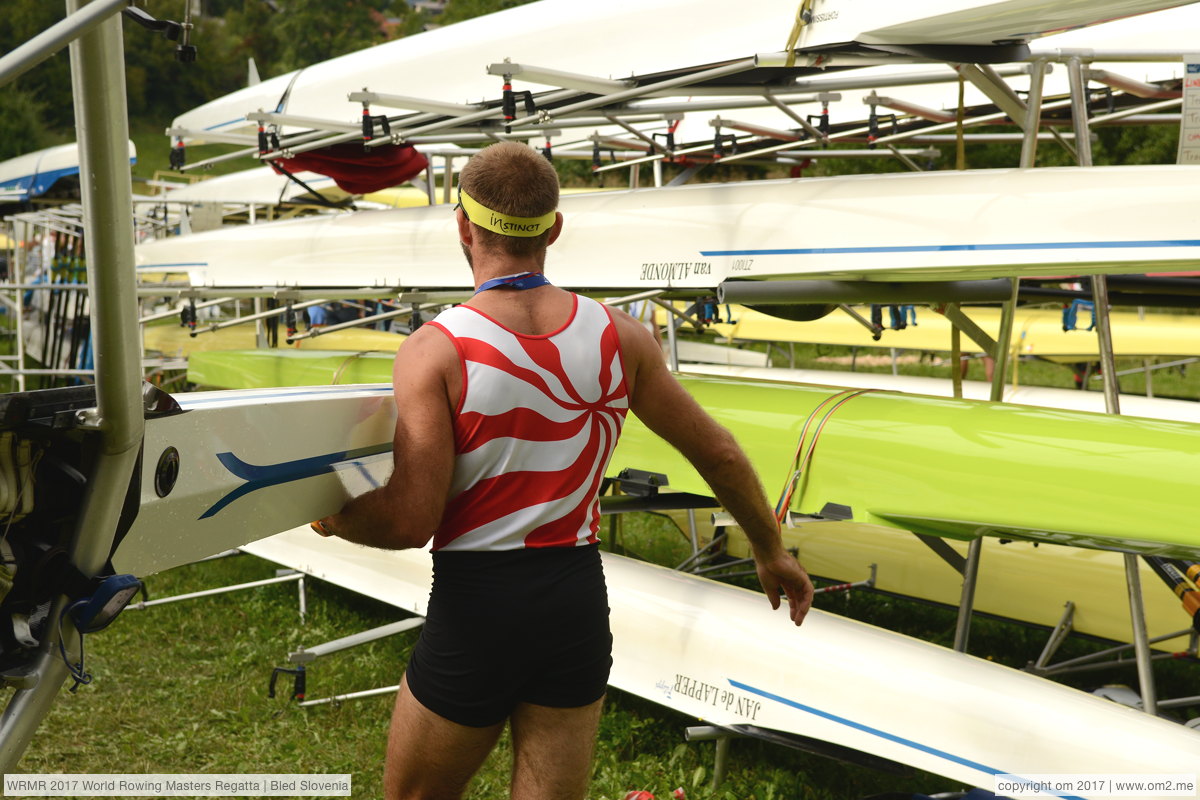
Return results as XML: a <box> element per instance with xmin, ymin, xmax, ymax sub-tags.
<box><xmin>469</xmin><ymin>256</ymin><xmax>546</xmax><ymax>291</ymax></box>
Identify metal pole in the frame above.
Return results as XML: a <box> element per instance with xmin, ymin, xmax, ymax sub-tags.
<box><xmin>953</xmin><ymin>538</ymin><xmax>983</xmax><ymax>652</ymax></box>
<box><xmin>713</xmin><ymin>735</ymin><xmax>730</xmax><ymax>789</ymax></box>
<box><xmin>685</xmin><ymin>509</ymin><xmax>700</xmax><ymax>558</ymax></box>
<box><xmin>1093</xmin><ymin>271</ymin><xmax>1158</xmax><ymax>712</ymax></box>
<box><xmin>990</xmin><ymin>279</ymin><xmax>1019</xmax><ymax>402</ymax></box>
<box><xmin>254</xmin><ymin>297</ymin><xmax>267</xmax><ymax>349</ymax></box>
<box><xmin>665</xmin><ymin>311</ymin><xmax>679</xmax><ymax>372</ymax></box>
<box><xmin>0</xmin><ymin>1</ymin><xmax>143</xmax><ymax>771</ymax></box>
<box><xmin>1125</xmin><ymin>555</ymin><xmax>1158</xmax><ymax>715</ymax></box>
<box><xmin>288</xmin><ymin>618</ymin><xmax>424</xmax><ymax>664</ymax></box>
<box><xmin>191</xmin><ymin>297</ymin><xmax>330</xmax><ymax>336</ymax></box>
<box><xmin>1067</xmin><ymin>57</ymin><xmax>1094</xmax><ymax>167</ymax></box>
<box><xmin>1092</xmin><ymin>276</ymin><xmax>1121</xmax><ymax>415</ymax></box>
<box><xmin>423</xmin><ymin>162</ymin><xmax>436</xmax><ymax>205</ymax></box>
<box><xmin>1019</xmin><ymin>60</ymin><xmax>1047</xmax><ymax>169</ymax></box>
<box><xmin>949</xmin><ymin>304</ymin><xmax>963</xmax><ymax>400</ymax></box>
<box><xmin>299</xmin><ymin>684</ymin><xmax>400</xmax><ymax>708</ymax></box>
<box><xmin>139</xmin><ymin>297</ymin><xmax>234</xmax><ymax>325</ymax></box>
<box><xmin>287</xmin><ymin>304</ymin><xmax>438</xmax><ymax>343</ymax></box>
<box><xmin>13</xmin><ymin>221</ymin><xmax>27</xmax><ymax>392</ymax></box>
<box><xmin>128</xmin><ymin>573</ymin><xmax>304</xmax><ymax>610</ymax></box>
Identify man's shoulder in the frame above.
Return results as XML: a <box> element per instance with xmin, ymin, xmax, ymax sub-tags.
<box><xmin>398</xmin><ymin>321</ymin><xmax>457</xmax><ymax>362</ymax></box>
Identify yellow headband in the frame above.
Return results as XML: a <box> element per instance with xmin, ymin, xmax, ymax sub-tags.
<box><xmin>457</xmin><ymin>188</ymin><xmax>556</xmax><ymax>238</ymax></box>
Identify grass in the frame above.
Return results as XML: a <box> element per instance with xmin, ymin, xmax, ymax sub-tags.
<box><xmin>12</xmin><ymin>548</ymin><xmax>963</xmax><ymax>800</ymax></box>
<box><xmin>12</xmin><ymin>511</ymin><xmax>1198</xmax><ymax>799</ymax></box>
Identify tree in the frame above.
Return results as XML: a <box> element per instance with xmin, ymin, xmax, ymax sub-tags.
<box><xmin>0</xmin><ymin>91</ymin><xmax>63</xmax><ymax>162</ymax></box>
<box><xmin>439</xmin><ymin>0</ymin><xmax>538</xmax><ymax>26</ymax></box>
<box><xmin>269</xmin><ymin>0</ymin><xmax>393</xmax><ymax>75</ymax></box>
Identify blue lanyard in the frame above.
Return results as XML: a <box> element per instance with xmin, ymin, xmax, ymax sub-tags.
<box><xmin>474</xmin><ymin>271</ymin><xmax>551</xmax><ymax>294</ymax></box>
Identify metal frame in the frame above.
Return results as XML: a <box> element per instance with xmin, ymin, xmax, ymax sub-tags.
<box><xmin>275</xmin><ymin>617</ymin><xmax>425</xmax><ymax>708</ymax></box>
<box><xmin>128</xmin><ymin>570</ymin><xmax>308</xmax><ymax>620</ymax></box>
<box><xmin>0</xmin><ymin>0</ymin><xmax>143</xmax><ymax>770</ymax></box>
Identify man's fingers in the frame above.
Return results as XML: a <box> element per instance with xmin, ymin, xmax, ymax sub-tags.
<box><xmin>783</xmin><ymin>579</ymin><xmax>813</xmax><ymax>626</ymax></box>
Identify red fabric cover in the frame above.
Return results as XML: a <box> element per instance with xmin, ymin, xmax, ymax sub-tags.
<box><xmin>271</xmin><ymin>142</ymin><xmax>428</xmax><ymax>195</ymax></box>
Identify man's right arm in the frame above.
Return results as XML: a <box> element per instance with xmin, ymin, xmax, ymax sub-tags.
<box><xmin>614</xmin><ymin>312</ymin><xmax>813</xmax><ymax>626</ymax></box>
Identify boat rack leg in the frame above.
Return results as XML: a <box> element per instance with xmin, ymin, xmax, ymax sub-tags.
<box><xmin>1030</xmin><ymin>601</ymin><xmax>1075</xmax><ymax>672</ymax></box>
<box><xmin>277</xmin><ymin>617</ymin><xmax>425</xmax><ymax>708</ymax></box>
<box><xmin>685</xmin><ymin>725</ymin><xmax>734</xmax><ymax>790</ymax></box>
<box><xmin>685</xmin><ymin>508</ymin><xmax>700</xmax><ymax>559</ymax></box>
<box><xmin>675</xmin><ymin>526</ymin><xmax>728</xmax><ymax>573</ymax></box>
<box><xmin>953</xmin><ymin>538</ymin><xmax>983</xmax><ymax>653</ymax></box>
<box><xmin>1124</xmin><ymin>553</ymin><xmax>1158</xmax><ymax>715</ymax></box>
<box><xmin>936</xmin><ymin>304</ymin><xmax>997</xmax><ymax>361</ymax></box>
<box><xmin>299</xmin><ymin>684</ymin><xmax>400</xmax><ymax>709</ymax></box>
<box><xmin>1030</xmin><ymin>628</ymin><xmax>1191</xmax><ymax>678</ymax></box>
<box><xmin>128</xmin><ymin>570</ymin><xmax>305</xmax><ymax>618</ymax></box>
<box><xmin>837</xmin><ymin>304</ymin><xmax>882</xmax><ymax>340</ymax></box>
<box><xmin>287</xmin><ymin>618</ymin><xmax>425</xmax><ymax>666</ymax></box>
<box><xmin>912</xmin><ymin>533</ymin><xmax>967</xmax><ymax>575</ymax></box>
<box><xmin>689</xmin><ymin>546</ymin><xmax>803</xmax><ymax>581</ymax></box>
<box><xmin>1156</xmin><ymin>694</ymin><xmax>1200</xmax><ymax>712</ymax></box>
<box><xmin>811</xmin><ymin>563</ymin><xmax>877</xmax><ymax>597</ymax></box>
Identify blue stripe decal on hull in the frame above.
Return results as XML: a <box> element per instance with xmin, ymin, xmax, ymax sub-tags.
<box><xmin>201</xmin><ymin>442</ymin><xmax>392</xmax><ymax>519</ymax></box>
<box><xmin>702</xmin><ymin>239</ymin><xmax>1200</xmax><ymax>257</ymax></box>
<box><xmin>729</xmin><ymin>679</ymin><xmax>1089</xmax><ymax>800</ymax></box>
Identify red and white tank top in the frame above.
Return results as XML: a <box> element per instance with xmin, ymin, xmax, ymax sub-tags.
<box><xmin>427</xmin><ymin>294</ymin><xmax>629</xmax><ymax>551</ymax></box>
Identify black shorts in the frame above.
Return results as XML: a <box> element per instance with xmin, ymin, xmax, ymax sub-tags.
<box><xmin>405</xmin><ymin>544</ymin><xmax>612</xmax><ymax>728</ymax></box>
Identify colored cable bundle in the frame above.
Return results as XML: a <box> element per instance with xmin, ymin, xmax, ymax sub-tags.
<box><xmin>774</xmin><ymin>389</ymin><xmax>876</xmax><ymax>525</ymax></box>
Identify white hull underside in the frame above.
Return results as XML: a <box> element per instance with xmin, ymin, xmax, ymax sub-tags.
<box><xmin>135</xmin><ymin>165</ymin><xmax>1200</xmax><ymax>291</ymax></box>
<box><xmin>242</xmin><ymin>528</ymin><xmax>1200</xmax><ymax>792</ymax></box>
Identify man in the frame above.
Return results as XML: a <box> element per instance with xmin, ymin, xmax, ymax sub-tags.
<box><xmin>313</xmin><ymin>142</ymin><xmax>813</xmax><ymax>800</ymax></box>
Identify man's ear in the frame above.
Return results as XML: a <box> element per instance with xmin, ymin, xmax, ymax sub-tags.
<box><xmin>546</xmin><ymin>211</ymin><xmax>564</xmax><ymax>247</ymax></box>
<box><xmin>456</xmin><ymin>206</ymin><xmax>473</xmax><ymax>247</ymax></box>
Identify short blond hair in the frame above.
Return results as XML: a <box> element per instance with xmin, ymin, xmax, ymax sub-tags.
<box><xmin>459</xmin><ymin>142</ymin><xmax>559</xmax><ymax>257</ymax></box>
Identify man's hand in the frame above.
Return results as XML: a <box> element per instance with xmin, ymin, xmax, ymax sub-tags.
<box><xmin>755</xmin><ymin>550</ymin><xmax>814</xmax><ymax>626</ymax></box>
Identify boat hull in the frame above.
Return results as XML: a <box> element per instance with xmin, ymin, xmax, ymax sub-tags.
<box><xmin>135</xmin><ymin>167</ymin><xmax>1200</xmax><ymax>292</ymax></box>
<box><xmin>242</xmin><ymin>528</ymin><xmax>1200</xmax><ymax>791</ymax></box>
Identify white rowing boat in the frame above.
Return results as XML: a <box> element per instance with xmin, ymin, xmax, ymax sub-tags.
<box><xmin>134</xmin><ymin>165</ymin><xmax>1200</xmax><ymax>290</ymax></box>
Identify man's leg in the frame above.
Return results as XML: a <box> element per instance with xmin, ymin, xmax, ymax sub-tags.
<box><xmin>384</xmin><ymin>674</ymin><xmax>506</xmax><ymax>800</ymax></box>
<box><xmin>508</xmin><ymin>697</ymin><xmax>604</xmax><ymax>800</ymax></box>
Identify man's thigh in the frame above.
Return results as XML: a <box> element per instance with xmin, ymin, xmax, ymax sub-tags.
<box><xmin>509</xmin><ymin>696</ymin><xmax>605</xmax><ymax>800</ymax></box>
<box><xmin>384</xmin><ymin>674</ymin><xmax>505</xmax><ymax>800</ymax></box>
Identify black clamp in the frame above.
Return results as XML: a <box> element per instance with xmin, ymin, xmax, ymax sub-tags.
<box><xmin>652</xmin><ymin>131</ymin><xmax>675</xmax><ymax>159</ymax></box>
<box><xmin>501</xmin><ymin>78</ymin><xmax>535</xmax><ymax>134</ymax></box>
<box><xmin>713</xmin><ymin>132</ymin><xmax>738</xmax><ymax>159</ymax></box>
<box><xmin>268</xmin><ymin>665</ymin><xmax>306</xmax><ymax>702</ymax></box>
<box><xmin>180</xmin><ymin>299</ymin><xmax>197</xmax><ymax>333</ymax></box>
<box><xmin>122</xmin><ymin>6</ymin><xmax>195</xmax><ymax>62</ymax></box>
<box><xmin>361</xmin><ymin>112</ymin><xmax>392</xmax><ymax>145</ymax></box>
<box><xmin>284</xmin><ymin>302</ymin><xmax>298</xmax><ymax>339</ymax></box>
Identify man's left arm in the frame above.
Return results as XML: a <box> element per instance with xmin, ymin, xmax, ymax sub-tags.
<box><xmin>313</xmin><ymin>327</ymin><xmax>456</xmax><ymax>549</ymax></box>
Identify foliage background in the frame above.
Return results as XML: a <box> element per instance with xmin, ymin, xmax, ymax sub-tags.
<box><xmin>0</xmin><ymin>0</ymin><xmax>537</xmax><ymax>163</ymax></box>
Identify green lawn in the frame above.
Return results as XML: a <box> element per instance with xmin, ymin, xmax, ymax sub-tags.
<box><xmin>13</xmin><ymin>511</ymin><xmax>1198</xmax><ymax>798</ymax></box>
<box><xmin>16</xmin><ymin>547</ymin><xmax>966</xmax><ymax>800</ymax></box>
